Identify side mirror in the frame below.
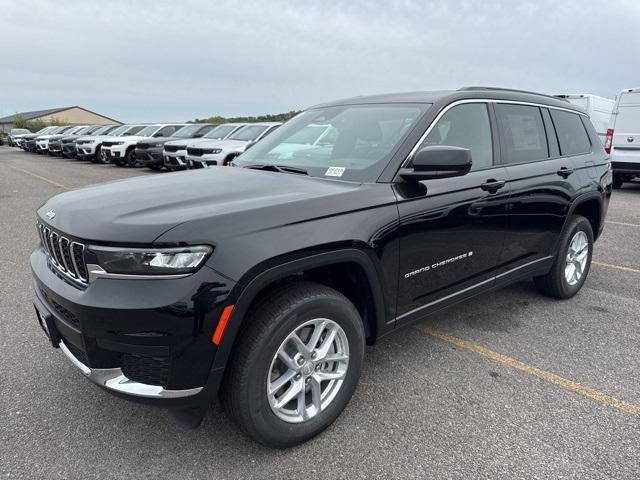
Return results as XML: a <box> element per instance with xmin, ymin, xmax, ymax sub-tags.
<box><xmin>194</xmin><ymin>133</ymin><xmax>204</xmax><ymax>138</ymax></box>
<box><xmin>155</xmin><ymin>133</ymin><xmax>164</xmax><ymax>137</ymax></box>
<box><xmin>399</xmin><ymin>145</ymin><xmax>472</xmax><ymax>182</ymax></box>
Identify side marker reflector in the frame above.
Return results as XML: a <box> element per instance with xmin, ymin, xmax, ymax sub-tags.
<box><xmin>212</xmin><ymin>305</ymin><xmax>234</xmax><ymax>345</ymax></box>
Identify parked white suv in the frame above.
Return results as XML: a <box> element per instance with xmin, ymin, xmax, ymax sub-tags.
<box><xmin>185</xmin><ymin>123</ymin><xmax>281</xmax><ymax>169</ymax></box>
<box><xmin>8</xmin><ymin>128</ymin><xmax>31</xmax><ymax>147</ymax></box>
<box><xmin>76</xmin><ymin>125</ymin><xmax>145</xmax><ymax>163</ymax></box>
<box><xmin>104</xmin><ymin>124</ymin><xmax>186</xmax><ymax>167</ymax></box>
<box><xmin>605</xmin><ymin>88</ymin><xmax>640</xmax><ymax>189</ymax></box>
<box><xmin>35</xmin><ymin>126</ymin><xmax>76</xmax><ymax>154</ymax></box>
<box><xmin>163</xmin><ymin>123</ymin><xmax>246</xmax><ymax>171</ymax></box>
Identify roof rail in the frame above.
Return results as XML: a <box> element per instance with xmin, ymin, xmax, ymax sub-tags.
<box><xmin>458</xmin><ymin>86</ymin><xmax>568</xmax><ymax>102</ymax></box>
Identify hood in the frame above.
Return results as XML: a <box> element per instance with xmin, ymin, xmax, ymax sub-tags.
<box><xmin>112</xmin><ymin>135</ymin><xmax>151</xmax><ymax>144</ymax></box>
<box><xmin>37</xmin><ymin>167</ymin><xmax>389</xmax><ymax>244</ymax></box>
<box><xmin>137</xmin><ymin>136</ymin><xmax>183</xmax><ymax>147</ymax></box>
<box><xmin>187</xmin><ymin>139</ymin><xmax>248</xmax><ymax>150</ymax></box>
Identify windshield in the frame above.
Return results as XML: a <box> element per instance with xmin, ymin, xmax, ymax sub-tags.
<box><xmin>229</xmin><ymin>125</ymin><xmax>269</xmax><ymax>142</ymax></box>
<box><xmin>134</xmin><ymin>125</ymin><xmax>161</xmax><ymax>137</ymax></box>
<box><xmin>236</xmin><ymin>104</ymin><xmax>426</xmax><ymax>182</ymax></box>
<box><xmin>173</xmin><ymin>124</ymin><xmax>206</xmax><ymax>138</ymax></box>
<box><xmin>120</xmin><ymin>125</ymin><xmax>146</xmax><ymax>136</ymax></box>
<box><xmin>204</xmin><ymin>124</ymin><xmax>240</xmax><ymax>139</ymax></box>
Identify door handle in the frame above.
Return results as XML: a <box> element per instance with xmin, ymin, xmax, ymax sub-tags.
<box><xmin>480</xmin><ymin>179</ymin><xmax>506</xmax><ymax>193</ymax></box>
<box><xmin>557</xmin><ymin>167</ymin><xmax>574</xmax><ymax>178</ymax></box>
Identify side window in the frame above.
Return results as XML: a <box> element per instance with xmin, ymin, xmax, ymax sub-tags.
<box><xmin>495</xmin><ymin>104</ymin><xmax>548</xmax><ymax>164</ymax></box>
<box><xmin>549</xmin><ymin>110</ymin><xmax>591</xmax><ymax>155</ymax></box>
<box><xmin>422</xmin><ymin>103</ymin><xmax>494</xmax><ymax>171</ymax></box>
<box><xmin>156</xmin><ymin>126</ymin><xmax>178</xmax><ymax>137</ymax></box>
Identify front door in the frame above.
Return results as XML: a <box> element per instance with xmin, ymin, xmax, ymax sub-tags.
<box><xmin>394</xmin><ymin>102</ymin><xmax>509</xmax><ymax>324</ymax></box>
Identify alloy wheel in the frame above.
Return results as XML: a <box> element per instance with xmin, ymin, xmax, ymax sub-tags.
<box><xmin>564</xmin><ymin>230</ymin><xmax>589</xmax><ymax>286</ymax></box>
<box><xmin>267</xmin><ymin>318</ymin><xmax>349</xmax><ymax>424</ymax></box>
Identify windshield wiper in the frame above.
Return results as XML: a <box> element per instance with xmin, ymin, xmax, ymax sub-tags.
<box><xmin>243</xmin><ymin>164</ymin><xmax>308</xmax><ymax>175</ymax></box>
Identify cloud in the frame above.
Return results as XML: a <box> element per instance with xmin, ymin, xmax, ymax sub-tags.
<box><xmin>1</xmin><ymin>0</ymin><xmax>638</xmax><ymax>122</ymax></box>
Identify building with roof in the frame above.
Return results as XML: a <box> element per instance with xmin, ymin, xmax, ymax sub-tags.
<box><xmin>0</xmin><ymin>106</ymin><xmax>122</xmax><ymax>131</ymax></box>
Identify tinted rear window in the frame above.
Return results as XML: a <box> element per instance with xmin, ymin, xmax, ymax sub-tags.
<box><xmin>496</xmin><ymin>104</ymin><xmax>548</xmax><ymax>164</ymax></box>
<box><xmin>550</xmin><ymin>110</ymin><xmax>591</xmax><ymax>155</ymax></box>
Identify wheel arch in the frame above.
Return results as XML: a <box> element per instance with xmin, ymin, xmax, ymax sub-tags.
<box><xmin>211</xmin><ymin>248</ymin><xmax>388</xmax><ymax>374</ymax></box>
<box><xmin>567</xmin><ymin>193</ymin><xmax>603</xmax><ymax>240</ymax></box>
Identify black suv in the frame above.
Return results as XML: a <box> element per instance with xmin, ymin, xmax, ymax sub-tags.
<box><xmin>31</xmin><ymin>87</ymin><xmax>611</xmax><ymax>447</ymax></box>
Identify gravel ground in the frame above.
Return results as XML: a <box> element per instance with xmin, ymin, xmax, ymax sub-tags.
<box><xmin>1</xmin><ymin>146</ymin><xmax>639</xmax><ymax>479</ymax></box>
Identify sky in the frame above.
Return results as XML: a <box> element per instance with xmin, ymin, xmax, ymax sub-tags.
<box><xmin>1</xmin><ymin>0</ymin><xmax>639</xmax><ymax>123</ymax></box>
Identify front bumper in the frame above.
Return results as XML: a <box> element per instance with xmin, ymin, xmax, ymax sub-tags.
<box><xmin>36</xmin><ymin>143</ymin><xmax>49</xmax><ymax>152</ymax></box>
<box><xmin>185</xmin><ymin>153</ymin><xmax>224</xmax><ymax>169</ymax></box>
<box><xmin>31</xmin><ymin>246</ymin><xmax>236</xmax><ymax>407</ymax></box>
<box><xmin>135</xmin><ymin>147</ymin><xmax>163</xmax><ymax>166</ymax></box>
<box><xmin>164</xmin><ymin>150</ymin><xmax>188</xmax><ymax>169</ymax></box>
<box><xmin>61</xmin><ymin>143</ymin><xmax>77</xmax><ymax>157</ymax></box>
<box><xmin>49</xmin><ymin>143</ymin><xmax>62</xmax><ymax>154</ymax></box>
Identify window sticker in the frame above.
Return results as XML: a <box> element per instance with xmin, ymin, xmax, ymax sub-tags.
<box><xmin>325</xmin><ymin>166</ymin><xmax>345</xmax><ymax>177</ymax></box>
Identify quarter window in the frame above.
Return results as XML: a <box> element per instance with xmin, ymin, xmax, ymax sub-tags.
<box><xmin>495</xmin><ymin>104</ymin><xmax>548</xmax><ymax>164</ymax></box>
<box><xmin>549</xmin><ymin>110</ymin><xmax>591</xmax><ymax>155</ymax></box>
<box><xmin>422</xmin><ymin>103</ymin><xmax>494</xmax><ymax>170</ymax></box>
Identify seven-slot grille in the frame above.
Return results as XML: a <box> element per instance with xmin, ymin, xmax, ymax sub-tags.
<box><xmin>37</xmin><ymin>222</ymin><xmax>88</xmax><ymax>285</ymax></box>
<box><xmin>164</xmin><ymin>144</ymin><xmax>184</xmax><ymax>153</ymax></box>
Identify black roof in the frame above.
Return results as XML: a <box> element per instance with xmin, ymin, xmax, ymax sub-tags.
<box><xmin>312</xmin><ymin>86</ymin><xmax>582</xmax><ymax>113</ymax></box>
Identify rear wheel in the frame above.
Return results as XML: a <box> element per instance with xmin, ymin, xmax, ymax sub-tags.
<box><xmin>534</xmin><ymin>215</ymin><xmax>593</xmax><ymax>299</ymax></box>
<box><xmin>222</xmin><ymin>281</ymin><xmax>365</xmax><ymax>448</ymax></box>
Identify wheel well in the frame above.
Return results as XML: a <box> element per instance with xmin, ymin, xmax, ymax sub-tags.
<box><xmin>223</xmin><ymin>153</ymin><xmax>238</xmax><ymax>165</ymax></box>
<box><xmin>244</xmin><ymin>261</ymin><xmax>378</xmax><ymax>344</ymax></box>
<box><xmin>573</xmin><ymin>199</ymin><xmax>601</xmax><ymax>239</ymax></box>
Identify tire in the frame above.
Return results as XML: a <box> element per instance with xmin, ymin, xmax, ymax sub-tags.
<box><xmin>125</xmin><ymin>148</ymin><xmax>137</xmax><ymax>167</ymax></box>
<box><xmin>612</xmin><ymin>175</ymin><xmax>624</xmax><ymax>189</ymax></box>
<box><xmin>222</xmin><ymin>281</ymin><xmax>365</xmax><ymax>448</ymax></box>
<box><xmin>534</xmin><ymin>215</ymin><xmax>593</xmax><ymax>299</ymax></box>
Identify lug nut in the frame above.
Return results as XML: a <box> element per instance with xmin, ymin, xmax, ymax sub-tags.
<box><xmin>311</xmin><ymin>351</ymin><xmax>317</xmax><ymax>359</ymax></box>
<box><xmin>297</xmin><ymin>357</ymin><xmax>305</xmax><ymax>366</ymax></box>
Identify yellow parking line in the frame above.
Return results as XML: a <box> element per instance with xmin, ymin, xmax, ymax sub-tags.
<box><xmin>416</xmin><ymin>325</ymin><xmax>640</xmax><ymax>417</ymax></box>
<box><xmin>7</xmin><ymin>165</ymin><xmax>68</xmax><ymax>189</ymax></box>
<box><xmin>593</xmin><ymin>261</ymin><xmax>640</xmax><ymax>274</ymax></box>
<box><xmin>606</xmin><ymin>220</ymin><xmax>640</xmax><ymax>228</ymax></box>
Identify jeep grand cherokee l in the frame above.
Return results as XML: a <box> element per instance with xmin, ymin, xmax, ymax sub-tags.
<box><xmin>105</xmin><ymin>124</ymin><xmax>187</xmax><ymax>167</ymax></box>
<box><xmin>31</xmin><ymin>87</ymin><xmax>611</xmax><ymax>447</ymax></box>
<box><xmin>76</xmin><ymin>124</ymin><xmax>145</xmax><ymax>163</ymax></box>
<box><xmin>185</xmin><ymin>122</ymin><xmax>281</xmax><ymax>168</ymax></box>
<box><xmin>163</xmin><ymin>123</ymin><xmax>247</xmax><ymax>171</ymax></box>
<box><xmin>135</xmin><ymin>123</ymin><xmax>218</xmax><ymax>171</ymax></box>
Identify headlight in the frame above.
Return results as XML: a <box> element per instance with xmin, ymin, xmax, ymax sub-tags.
<box><xmin>86</xmin><ymin>139</ymin><xmax>96</xmax><ymax>144</ymax></box>
<box><xmin>90</xmin><ymin>245</ymin><xmax>213</xmax><ymax>275</ymax></box>
<box><xmin>151</xmin><ymin>143</ymin><xmax>163</xmax><ymax>148</ymax></box>
<box><xmin>111</xmin><ymin>141</ymin><xmax>125</xmax><ymax>146</ymax></box>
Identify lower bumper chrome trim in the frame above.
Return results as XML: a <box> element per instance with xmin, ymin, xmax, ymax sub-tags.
<box><xmin>59</xmin><ymin>341</ymin><xmax>203</xmax><ymax>399</ymax></box>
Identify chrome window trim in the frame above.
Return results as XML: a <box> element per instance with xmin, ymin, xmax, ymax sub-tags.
<box><xmin>403</xmin><ymin>98</ymin><xmax>588</xmax><ymax>167</ymax></box>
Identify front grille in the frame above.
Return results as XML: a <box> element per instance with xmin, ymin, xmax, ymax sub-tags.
<box><xmin>102</xmin><ymin>141</ymin><xmax>116</xmax><ymax>147</ymax></box>
<box><xmin>122</xmin><ymin>353</ymin><xmax>171</xmax><ymax>387</ymax></box>
<box><xmin>37</xmin><ymin>222</ymin><xmax>88</xmax><ymax>285</ymax></box>
<box><xmin>187</xmin><ymin>147</ymin><xmax>204</xmax><ymax>156</ymax></box>
<box><xmin>164</xmin><ymin>145</ymin><xmax>184</xmax><ymax>153</ymax></box>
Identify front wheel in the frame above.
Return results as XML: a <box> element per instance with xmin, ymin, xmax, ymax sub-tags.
<box><xmin>222</xmin><ymin>281</ymin><xmax>365</xmax><ymax>448</ymax></box>
<box><xmin>534</xmin><ymin>215</ymin><xmax>593</xmax><ymax>299</ymax></box>
<box><xmin>125</xmin><ymin>148</ymin><xmax>138</xmax><ymax>167</ymax></box>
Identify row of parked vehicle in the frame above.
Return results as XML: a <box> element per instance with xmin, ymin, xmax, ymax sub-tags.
<box><xmin>8</xmin><ymin>121</ymin><xmax>285</xmax><ymax>171</ymax></box>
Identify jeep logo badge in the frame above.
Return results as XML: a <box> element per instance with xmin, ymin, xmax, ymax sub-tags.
<box><xmin>45</xmin><ymin>210</ymin><xmax>56</xmax><ymax>220</ymax></box>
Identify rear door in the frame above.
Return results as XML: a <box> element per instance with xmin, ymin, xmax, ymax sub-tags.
<box><xmin>495</xmin><ymin>103</ymin><xmax>589</xmax><ymax>283</ymax></box>
<box><xmin>395</xmin><ymin>102</ymin><xmax>509</xmax><ymax>323</ymax></box>
<box><xmin>611</xmin><ymin>91</ymin><xmax>640</xmax><ymax>170</ymax></box>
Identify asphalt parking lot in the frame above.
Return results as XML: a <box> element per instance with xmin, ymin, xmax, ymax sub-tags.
<box><xmin>1</xmin><ymin>146</ymin><xmax>639</xmax><ymax>479</ymax></box>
